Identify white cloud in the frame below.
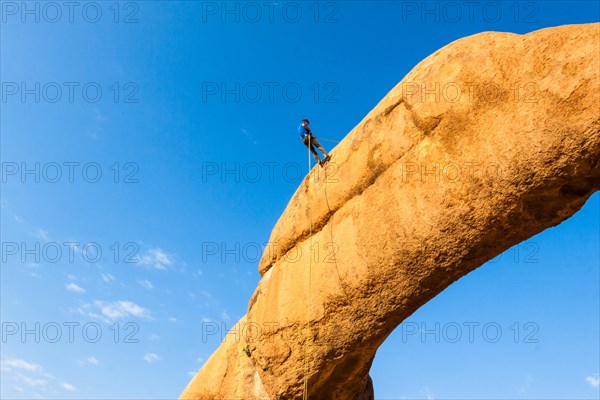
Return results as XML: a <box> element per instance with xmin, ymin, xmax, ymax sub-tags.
<box><xmin>101</xmin><ymin>273</ymin><xmax>115</xmax><ymax>283</ymax></box>
<box><xmin>95</xmin><ymin>300</ymin><xmax>151</xmax><ymax>320</ymax></box>
<box><xmin>168</xmin><ymin>317</ymin><xmax>177</xmax><ymax>322</ymax></box>
<box><xmin>87</xmin><ymin>357</ymin><xmax>98</xmax><ymax>365</ymax></box>
<box><xmin>200</xmin><ymin>290</ymin><xmax>214</xmax><ymax>300</ymax></box>
<box><xmin>14</xmin><ymin>215</ymin><xmax>23</xmax><ymax>223</ymax></box>
<box><xmin>61</xmin><ymin>382</ymin><xmax>76</xmax><ymax>391</ymax></box>
<box><xmin>585</xmin><ymin>374</ymin><xmax>600</xmax><ymax>387</ymax></box>
<box><xmin>65</xmin><ymin>283</ymin><xmax>85</xmax><ymax>293</ymax></box>
<box><xmin>66</xmin><ymin>274</ymin><xmax>77</xmax><ymax>280</ymax></box>
<box><xmin>1</xmin><ymin>359</ymin><xmax>42</xmax><ymax>373</ymax></box>
<box><xmin>187</xmin><ymin>370</ymin><xmax>196</xmax><ymax>377</ymax></box>
<box><xmin>240</xmin><ymin>128</ymin><xmax>257</xmax><ymax>145</ymax></box>
<box><xmin>420</xmin><ymin>386</ymin><xmax>434</xmax><ymax>400</ymax></box>
<box><xmin>143</xmin><ymin>353</ymin><xmax>160</xmax><ymax>363</ymax></box>
<box><xmin>17</xmin><ymin>374</ymin><xmax>48</xmax><ymax>388</ymax></box>
<box><xmin>192</xmin><ymin>269</ymin><xmax>203</xmax><ymax>278</ymax></box>
<box><xmin>2</xmin><ymin>358</ymin><xmax>78</xmax><ymax>395</ymax></box>
<box><xmin>94</xmin><ymin>112</ymin><xmax>106</xmax><ymax>122</ymax></box>
<box><xmin>35</xmin><ymin>228</ymin><xmax>49</xmax><ymax>241</ymax></box>
<box><xmin>139</xmin><ymin>248</ymin><xmax>173</xmax><ymax>270</ymax></box>
<box><xmin>72</xmin><ymin>300</ymin><xmax>153</xmax><ymax>325</ymax></box>
<box><xmin>518</xmin><ymin>374</ymin><xmax>533</xmax><ymax>394</ymax></box>
<box><xmin>138</xmin><ymin>279</ymin><xmax>154</xmax><ymax>289</ymax></box>
<box><xmin>220</xmin><ymin>311</ymin><xmax>231</xmax><ymax>322</ymax></box>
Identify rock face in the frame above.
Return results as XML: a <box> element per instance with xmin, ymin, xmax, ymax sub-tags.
<box><xmin>180</xmin><ymin>23</ymin><xmax>600</xmax><ymax>400</ymax></box>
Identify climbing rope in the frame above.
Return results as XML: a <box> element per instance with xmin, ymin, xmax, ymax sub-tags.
<box><xmin>302</xmin><ymin>136</ymin><xmax>313</xmax><ymax>400</ymax></box>
<box><xmin>316</xmin><ymin>136</ymin><xmax>339</xmax><ymax>144</ymax></box>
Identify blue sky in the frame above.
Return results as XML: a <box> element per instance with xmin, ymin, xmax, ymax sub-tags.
<box><xmin>0</xmin><ymin>1</ymin><xmax>598</xmax><ymax>399</ymax></box>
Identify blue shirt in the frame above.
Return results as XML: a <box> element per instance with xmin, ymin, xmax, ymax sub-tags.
<box><xmin>298</xmin><ymin>124</ymin><xmax>309</xmax><ymax>139</ymax></box>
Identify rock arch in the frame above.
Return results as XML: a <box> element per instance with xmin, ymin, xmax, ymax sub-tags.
<box><xmin>181</xmin><ymin>23</ymin><xmax>600</xmax><ymax>400</ymax></box>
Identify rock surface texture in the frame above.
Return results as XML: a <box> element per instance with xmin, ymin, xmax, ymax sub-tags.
<box><xmin>181</xmin><ymin>23</ymin><xmax>600</xmax><ymax>400</ymax></box>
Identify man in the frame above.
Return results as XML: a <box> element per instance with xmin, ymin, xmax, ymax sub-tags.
<box><xmin>298</xmin><ymin>118</ymin><xmax>330</xmax><ymax>165</ymax></box>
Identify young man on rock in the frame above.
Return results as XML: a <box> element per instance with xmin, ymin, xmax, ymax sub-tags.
<box><xmin>298</xmin><ymin>118</ymin><xmax>331</xmax><ymax>166</ymax></box>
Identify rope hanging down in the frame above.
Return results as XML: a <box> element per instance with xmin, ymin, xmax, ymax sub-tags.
<box><xmin>302</xmin><ymin>135</ymin><xmax>314</xmax><ymax>400</ymax></box>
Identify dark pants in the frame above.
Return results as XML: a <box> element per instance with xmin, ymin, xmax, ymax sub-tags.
<box><xmin>303</xmin><ymin>136</ymin><xmax>328</xmax><ymax>162</ymax></box>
